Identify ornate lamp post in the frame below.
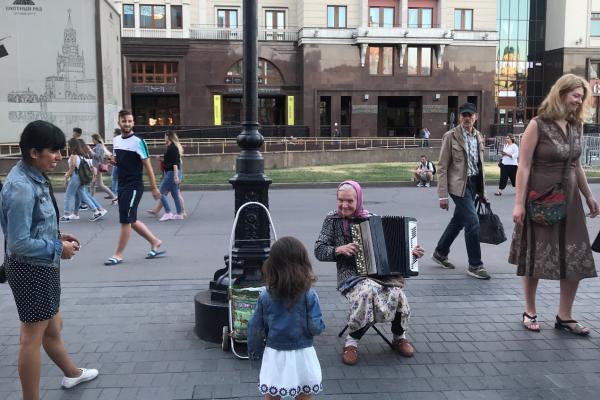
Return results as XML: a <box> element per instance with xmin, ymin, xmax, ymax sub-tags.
<box><xmin>195</xmin><ymin>0</ymin><xmax>271</xmax><ymax>342</ymax></box>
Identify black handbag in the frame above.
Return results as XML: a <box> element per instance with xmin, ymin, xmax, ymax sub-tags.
<box><xmin>476</xmin><ymin>200</ymin><xmax>507</xmax><ymax>245</ymax></box>
<box><xmin>592</xmin><ymin>231</ymin><xmax>600</xmax><ymax>253</ymax></box>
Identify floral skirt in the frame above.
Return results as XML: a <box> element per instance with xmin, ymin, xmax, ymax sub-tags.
<box><xmin>258</xmin><ymin>346</ymin><xmax>322</xmax><ymax>398</ymax></box>
<box><xmin>344</xmin><ymin>278</ymin><xmax>410</xmax><ymax>333</ymax></box>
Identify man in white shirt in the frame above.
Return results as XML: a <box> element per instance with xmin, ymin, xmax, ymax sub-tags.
<box><xmin>414</xmin><ymin>155</ymin><xmax>435</xmax><ymax>187</ymax></box>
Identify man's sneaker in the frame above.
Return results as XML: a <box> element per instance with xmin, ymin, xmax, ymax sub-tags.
<box><xmin>432</xmin><ymin>251</ymin><xmax>455</xmax><ymax>269</ymax></box>
<box><xmin>79</xmin><ymin>204</ymin><xmax>89</xmax><ymax>211</ymax></box>
<box><xmin>425</xmin><ymin>182</ymin><xmax>431</xmax><ymax>187</ymax></box>
<box><xmin>416</xmin><ymin>182</ymin><xmax>424</xmax><ymax>187</ymax></box>
<box><xmin>467</xmin><ymin>265</ymin><xmax>491</xmax><ymax>280</ymax></box>
<box><xmin>70</xmin><ymin>215</ymin><xmax>80</xmax><ymax>220</ymax></box>
<box><xmin>89</xmin><ymin>212</ymin><xmax>103</xmax><ymax>222</ymax></box>
<box><xmin>59</xmin><ymin>215</ymin><xmax>78</xmax><ymax>222</ymax></box>
<box><xmin>99</xmin><ymin>209</ymin><xmax>108</xmax><ymax>218</ymax></box>
<box><xmin>61</xmin><ymin>368</ymin><xmax>98</xmax><ymax>389</ymax></box>
<box><xmin>172</xmin><ymin>214</ymin><xmax>184</xmax><ymax>220</ymax></box>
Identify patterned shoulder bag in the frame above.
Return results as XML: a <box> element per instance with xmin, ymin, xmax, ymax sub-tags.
<box><xmin>526</xmin><ymin>124</ymin><xmax>574</xmax><ymax>226</ymax></box>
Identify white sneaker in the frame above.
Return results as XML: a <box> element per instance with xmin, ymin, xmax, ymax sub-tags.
<box><xmin>172</xmin><ymin>214</ymin><xmax>184</xmax><ymax>220</ymax></box>
<box><xmin>416</xmin><ymin>182</ymin><xmax>423</xmax><ymax>187</ymax></box>
<box><xmin>425</xmin><ymin>182</ymin><xmax>431</xmax><ymax>187</ymax></box>
<box><xmin>159</xmin><ymin>212</ymin><xmax>174</xmax><ymax>222</ymax></box>
<box><xmin>99</xmin><ymin>209</ymin><xmax>108</xmax><ymax>217</ymax></box>
<box><xmin>61</xmin><ymin>368</ymin><xmax>98</xmax><ymax>389</ymax></box>
<box><xmin>70</xmin><ymin>215</ymin><xmax>80</xmax><ymax>220</ymax></box>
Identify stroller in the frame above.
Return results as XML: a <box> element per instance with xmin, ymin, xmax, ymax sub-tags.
<box><xmin>221</xmin><ymin>202</ymin><xmax>277</xmax><ymax>359</ymax></box>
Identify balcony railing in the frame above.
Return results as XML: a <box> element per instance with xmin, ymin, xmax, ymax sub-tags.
<box><xmin>122</xmin><ymin>27</ymin><xmax>186</xmax><ymax>39</ymax></box>
<box><xmin>188</xmin><ymin>25</ymin><xmax>298</xmax><ymax>41</ymax></box>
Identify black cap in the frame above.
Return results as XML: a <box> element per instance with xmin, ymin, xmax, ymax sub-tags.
<box><xmin>459</xmin><ymin>102</ymin><xmax>477</xmax><ymax>115</ymax></box>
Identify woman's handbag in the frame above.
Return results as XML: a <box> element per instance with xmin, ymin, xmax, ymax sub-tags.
<box><xmin>526</xmin><ymin>126</ymin><xmax>574</xmax><ymax>226</ymax></box>
<box><xmin>98</xmin><ymin>163</ymin><xmax>109</xmax><ymax>173</ymax></box>
<box><xmin>476</xmin><ymin>199</ymin><xmax>507</xmax><ymax>245</ymax></box>
<box><xmin>591</xmin><ymin>231</ymin><xmax>600</xmax><ymax>253</ymax></box>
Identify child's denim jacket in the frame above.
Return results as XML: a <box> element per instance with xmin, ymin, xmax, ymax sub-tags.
<box><xmin>247</xmin><ymin>288</ymin><xmax>325</xmax><ymax>359</ymax></box>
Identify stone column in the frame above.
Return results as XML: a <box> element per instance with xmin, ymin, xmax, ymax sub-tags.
<box><xmin>439</xmin><ymin>0</ymin><xmax>446</xmax><ymax>30</ymax></box>
<box><xmin>165</xmin><ymin>0</ymin><xmax>172</xmax><ymax>38</ymax></box>
<box><xmin>134</xmin><ymin>0</ymin><xmax>140</xmax><ymax>37</ymax></box>
<box><xmin>183</xmin><ymin>0</ymin><xmax>192</xmax><ymax>38</ymax></box>
<box><xmin>401</xmin><ymin>0</ymin><xmax>408</xmax><ymax>29</ymax></box>
<box><xmin>361</xmin><ymin>0</ymin><xmax>369</xmax><ymax>27</ymax></box>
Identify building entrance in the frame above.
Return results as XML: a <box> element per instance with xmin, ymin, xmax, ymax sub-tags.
<box><xmin>131</xmin><ymin>94</ymin><xmax>180</xmax><ymax>126</ymax></box>
<box><xmin>222</xmin><ymin>95</ymin><xmax>285</xmax><ymax>125</ymax></box>
<box><xmin>377</xmin><ymin>96</ymin><xmax>422</xmax><ymax>137</ymax></box>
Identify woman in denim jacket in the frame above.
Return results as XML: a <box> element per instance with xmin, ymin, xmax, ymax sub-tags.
<box><xmin>0</xmin><ymin>121</ymin><xmax>98</xmax><ymax>399</ymax></box>
<box><xmin>248</xmin><ymin>237</ymin><xmax>325</xmax><ymax>399</ymax></box>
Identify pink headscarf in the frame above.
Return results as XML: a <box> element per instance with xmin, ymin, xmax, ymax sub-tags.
<box><xmin>336</xmin><ymin>180</ymin><xmax>370</xmax><ymax>236</ymax></box>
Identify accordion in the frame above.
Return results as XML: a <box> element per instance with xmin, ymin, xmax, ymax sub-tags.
<box><xmin>351</xmin><ymin>215</ymin><xmax>418</xmax><ymax>278</ymax></box>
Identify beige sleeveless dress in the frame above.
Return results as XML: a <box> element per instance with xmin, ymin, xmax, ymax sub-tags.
<box><xmin>508</xmin><ymin>117</ymin><xmax>596</xmax><ymax>281</ymax></box>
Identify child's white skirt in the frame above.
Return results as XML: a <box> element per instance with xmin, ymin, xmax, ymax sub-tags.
<box><xmin>259</xmin><ymin>346</ymin><xmax>323</xmax><ymax>398</ymax></box>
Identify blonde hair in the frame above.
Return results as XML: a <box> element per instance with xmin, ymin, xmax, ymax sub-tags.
<box><xmin>166</xmin><ymin>131</ymin><xmax>184</xmax><ymax>156</ymax></box>
<box><xmin>538</xmin><ymin>73</ymin><xmax>591</xmax><ymax>124</ymax></box>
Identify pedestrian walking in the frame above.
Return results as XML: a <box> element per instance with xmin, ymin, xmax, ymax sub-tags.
<box><xmin>314</xmin><ymin>180</ymin><xmax>424</xmax><ymax>365</ymax></box>
<box><xmin>495</xmin><ymin>135</ymin><xmax>519</xmax><ymax>196</ymax></box>
<box><xmin>60</xmin><ymin>140</ymin><xmax>108</xmax><ymax>222</ymax></box>
<box><xmin>157</xmin><ymin>131</ymin><xmax>185</xmax><ymax>221</ymax></box>
<box><xmin>147</xmin><ymin>158</ymin><xmax>187</xmax><ymax>218</ymax></box>
<box><xmin>510</xmin><ymin>74</ymin><xmax>598</xmax><ymax>334</ymax></box>
<box><xmin>432</xmin><ymin>102</ymin><xmax>491</xmax><ymax>279</ymax></box>
<box><xmin>110</xmin><ymin>128</ymin><xmax>120</xmax><ymax>205</ymax></box>
<box><xmin>90</xmin><ymin>134</ymin><xmax>116</xmax><ymax>201</ymax></box>
<box><xmin>248</xmin><ymin>236</ymin><xmax>325</xmax><ymax>399</ymax></box>
<box><xmin>0</xmin><ymin>121</ymin><xmax>98</xmax><ymax>400</ymax></box>
<box><xmin>104</xmin><ymin>109</ymin><xmax>163</xmax><ymax>266</ymax></box>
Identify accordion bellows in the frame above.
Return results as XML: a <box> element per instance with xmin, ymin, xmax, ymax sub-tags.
<box><xmin>351</xmin><ymin>215</ymin><xmax>418</xmax><ymax>278</ymax></box>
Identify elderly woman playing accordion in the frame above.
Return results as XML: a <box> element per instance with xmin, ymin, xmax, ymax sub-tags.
<box><xmin>314</xmin><ymin>180</ymin><xmax>424</xmax><ymax>365</ymax></box>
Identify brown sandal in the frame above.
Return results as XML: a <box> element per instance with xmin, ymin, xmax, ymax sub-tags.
<box><xmin>523</xmin><ymin>312</ymin><xmax>541</xmax><ymax>332</ymax></box>
<box><xmin>342</xmin><ymin>345</ymin><xmax>358</xmax><ymax>365</ymax></box>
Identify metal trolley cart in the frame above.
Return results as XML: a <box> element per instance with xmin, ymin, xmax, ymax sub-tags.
<box><xmin>222</xmin><ymin>202</ymin><xmax>277</xmax><ymax>359</ymax></box>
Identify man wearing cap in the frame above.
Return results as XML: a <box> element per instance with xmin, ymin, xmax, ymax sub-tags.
<box><xmin>432</xmin><ymin>102</ymin><xmax>490</xmax><ymax>279</ymax></box>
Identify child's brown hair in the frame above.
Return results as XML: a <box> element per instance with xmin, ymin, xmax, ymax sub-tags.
<box><xmin>262</xmin><ymin>236</ymin><xmax>316</xmax><ymax>310</ymax></box>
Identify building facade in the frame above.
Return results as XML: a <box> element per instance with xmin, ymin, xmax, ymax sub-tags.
<box><xmin>544</xmin><ymin>0</ymin><xmax>600</xmax><ymax>124</ymax></box>
<box><xmin>115</xmin><ymin>0</ymin><xmax>498</xmax><ymax>138</ymax></box>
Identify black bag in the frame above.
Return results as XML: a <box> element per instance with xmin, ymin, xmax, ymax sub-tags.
<box><xmin>592</xmin><ymin>231</ymin><xmax>600</xmax><ymax>253</ymax></box>
<box><xmin>476</xmin><ymin>200</ymin><xmax>507</xmax><ymax>245</ymax></box>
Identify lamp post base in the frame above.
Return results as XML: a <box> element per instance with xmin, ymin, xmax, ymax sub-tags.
<box><xmin>194</xmin><ymin>290</ymin><xmax>228</xmax><ymax>343</ymax></box>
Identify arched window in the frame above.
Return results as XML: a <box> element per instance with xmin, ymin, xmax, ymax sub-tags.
<box><xmin>224</xmin><ymin>58</ymin><xmax>283</xmax><ymax>85</ymax></box>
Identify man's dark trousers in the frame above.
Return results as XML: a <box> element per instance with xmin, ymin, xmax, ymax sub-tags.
<box><xmin>435</xmin><ymin>178</ymin><xmax>482</xmax><ymax>267</ymax></box>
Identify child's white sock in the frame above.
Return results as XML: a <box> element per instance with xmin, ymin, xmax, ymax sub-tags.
<box><xmin>344</xmin><ymin>336</ymin><xmax>359</xmax><ymax>348</ymax></box>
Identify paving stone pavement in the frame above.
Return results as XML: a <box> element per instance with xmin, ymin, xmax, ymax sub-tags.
<box><xmin>1</xmin><ymin>186</ymin><xmax>600</xmax><ymax>399</ymax></box>
<box><xmin>2</xmin><ymin>276</ymin><xmax>600</xmax><ymax>400</ymax></box>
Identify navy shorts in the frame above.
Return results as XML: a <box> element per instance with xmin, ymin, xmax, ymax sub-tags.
<box><xmin>118</xmin><ymin>185</ymin><xmax>143</xmax><ymax>224</ymax></box>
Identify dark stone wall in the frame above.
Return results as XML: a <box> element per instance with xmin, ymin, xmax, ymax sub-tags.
<box><xmin>301</xmin><ymin>44</ymin><xmax>496</xmax><ymax>138</ymax></box>
<box><xmin>122</xmin><ymin>39</ymin><xmax>496</xmax><ymax>138</ymax></box>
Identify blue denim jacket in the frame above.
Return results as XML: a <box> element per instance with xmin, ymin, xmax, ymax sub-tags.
<box><xmin>247</xmin><ymin>288</ymin><xmax>325</xmax><ymax>359</ymax></box>
<box><xmin>0</xmin><ymin>161</ymin><xmax>62</xmax><ymax>267</ymax></box>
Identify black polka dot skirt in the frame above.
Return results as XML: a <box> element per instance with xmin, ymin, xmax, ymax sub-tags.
<box><xmin>5</xmin><ymin>256</ymin><xmax>61</xmax><ymax>323</ymax></box>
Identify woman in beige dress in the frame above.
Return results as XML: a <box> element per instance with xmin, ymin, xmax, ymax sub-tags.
<box><xmin>510</xmin><ymin>74</ymin><xmax>599</xmax><ymax>335</ymax></box>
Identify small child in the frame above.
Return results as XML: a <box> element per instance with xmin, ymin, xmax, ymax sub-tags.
<box><xmin>248</xmin><ymin>236</ymin><xmax>326</xmax><ymax>400</ymax></box>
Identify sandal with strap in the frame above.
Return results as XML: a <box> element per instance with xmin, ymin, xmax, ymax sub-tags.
<box><xmin>555</xmin><ymin>315</ymin><xmax>590</xmax><ymax>336</ymax></box>
<box><xmin>523</xmin><ymin>312</ymin><xmax>541</xmax><ymax>332</ymax></box>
